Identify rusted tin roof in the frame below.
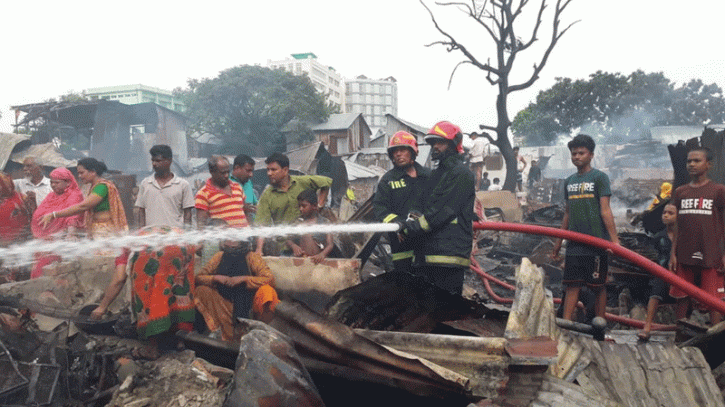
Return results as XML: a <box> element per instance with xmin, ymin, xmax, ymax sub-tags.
<box><xmin>506</xmin><ymin>258</ymin><xmax>724</xmax><ymax>407</ymax></box>
<box><xmin>11</xmin><ymin>143</ymin><xmax>77</xmax><ymax>168</ymax></box>
<box><xmin>552</xmin><ymin>330</ymin><xmax>724</xmax><ymax>407</ymax></box>
<box><xmin>0</xmin><ymin>132</ymin><xmax>31</xmax><ymax>170</ymax></box>
<box><xmin>270</xmin><ymin>301</ymin><xmax>473</xmax><ymax>399</ymax></box>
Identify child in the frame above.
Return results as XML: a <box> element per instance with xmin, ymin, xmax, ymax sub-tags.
<box><xmin>639</xmin><ymin>203</ymin><xmax>676</xmax><ymax>341</ymax></box>
<box><xmin>489</xmin><ymin>177</ymin><xmax>502</xmax><ymax>191</ymax></box>
<box><xmin>669</xmin><ymin>147</ymin><xmax>725</xmax><ymax>325</ymax></box>
<box><xmin>285</xmin><ymin>189</ymin><xmax>335</xmax><ymax>264</ymax></box>
<box><xmin>481</xmin><ymin>172</ymin><xmax>491</xmax><ymax>191</ymax></box>
<box><xmin>552</xmin><ymin>134</ymin><xmax>619</xmax><ymax>322</ymax></box>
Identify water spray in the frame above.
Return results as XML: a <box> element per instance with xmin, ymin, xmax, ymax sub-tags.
<box><xmin>0</xmin><ymin>223</ymin><xmax>400</xmax><ymax>267</ymax></box>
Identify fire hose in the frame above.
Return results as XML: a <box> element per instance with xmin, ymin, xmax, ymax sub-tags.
<box><xmin>469</xmin><ymin>257</ymin><xmax>674</xmax><ymax>330</ymax></box>
<box><xmin>471</xmin><ymin>221</ymin><xmax>725</xmax><ymax>329</ymax></box>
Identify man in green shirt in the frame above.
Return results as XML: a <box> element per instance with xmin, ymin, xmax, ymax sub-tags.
<box><xmin>255</xmin><ymin>153</ymin><xmax>332</xmax><ymax>255</ymax></box>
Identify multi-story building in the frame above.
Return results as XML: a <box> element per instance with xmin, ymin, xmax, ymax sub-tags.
<box><xmin>267</xmin><ymin>53</ymin><xmax>345</xmax><ymax>109</ymax></box>
<box><xmin>345</xmin><ymin>75</ymin><xmax>398</xmax><ymax>129</ymax></box>
<box><xmin>85</xmin><ymin>84</ymin><xmax>185</xmax><ymax>112</ymax></box>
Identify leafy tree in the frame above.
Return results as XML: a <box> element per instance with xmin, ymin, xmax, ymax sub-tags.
<box><xmin>512</xmin><ymin>70</ymin><xmax>725</xmax><ymax>145</ymax></box>
<box><xmin>178</xmin><ymin>65</ymin><xmax>331</xmax><ymax>156</ymax></box>
<box><xmin>423</xmin><ymin>0</ymin><xmax>577</xmax><ymax>191</ymax></box>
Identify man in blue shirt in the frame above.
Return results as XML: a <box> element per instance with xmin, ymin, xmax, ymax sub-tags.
<box><xmin>231</xmin><ymin>154</ymin><xmax>258</xmax><ymax>221</ymax></box>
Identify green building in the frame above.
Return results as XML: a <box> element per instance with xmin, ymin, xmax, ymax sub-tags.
<box><xmin>85</xmin><ymin>84</ymin><xmax>185</xmax><ymax>112</ymax></box>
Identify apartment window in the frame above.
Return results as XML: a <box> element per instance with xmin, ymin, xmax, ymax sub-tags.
<box><xmin>365</xmin><ymin>94</ymin><xmax>372</xmax><ymax>103</ymax></box>
<box><xmin>385</xmin><ymin>85</ymin><xmax>392</xmax><ymax>95</ymax></box>
<box><xmin>385</xmin><ymin>96</ymin><xmax>392</xmax><ymax>105</ymax></box>
<box><xmin>352</xmin><ymin>83</ymin><xmax>359</xmax><ymax>92</ymax></box>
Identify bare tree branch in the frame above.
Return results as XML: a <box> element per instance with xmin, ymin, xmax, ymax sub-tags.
<box><xmin>448</xmin><ymin>61</ymin><xmax>475</xmax><ymax>89</ymax></box>
<box><xmin>518</xmin><ymin>0</ymin><xmax>547</xmax><ymax>51</ymax></box>
<box><xmin>509</xmin><ymin>0</ymin><xmax>578</xmax><ymax>93</ymax></box>
<box><xmin>479</xmin><ymin>124</ymin><xmax>497</xmax><ymax>131</ymax></box>
<box><xmin>421</xmin><ymin>0</ymin><xmax>501</xmax><ymax>76</ymax></box>
<box><xmin>424</xmin><ymin>0</ymin><xmax>576</xmax><ymax>190</ymax></box>
<box><xmin>437</xmin><ymin>1</ymin><xmax>500</xmax><ymax>44</ymax></box>
<box><xmin>477</xmin><ymin>127</ymin><xmax>497</xmax><ymax>143</ymax></box>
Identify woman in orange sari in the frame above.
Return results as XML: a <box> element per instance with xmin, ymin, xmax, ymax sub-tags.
<box><xmin>30</xmin><ymin>167</ymin><xmax>85</xmax><ymax>278</ymax></box>
<box><xmin>195</xmin><ymin>238</ymin><xmax>278</xmax><ymax>341</ymax></box>
<box><xmin>39</xmin><ymin>158</ymin><xmax>127</xmax><ymax>237</ymax></box>
<box><xmin>92</xmin><ymin>226</ymin><xmax>196</xmax><ymax>359</ymax></box>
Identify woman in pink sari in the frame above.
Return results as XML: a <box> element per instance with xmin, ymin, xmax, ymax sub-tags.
<box><xmin>30</xmin><ymin>168</ymin><xmax>84</xmax><ymax>278</ymax></box>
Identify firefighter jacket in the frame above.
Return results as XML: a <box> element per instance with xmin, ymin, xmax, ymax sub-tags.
<box><xmin>406</xmin><ymin>153</ymin><xmax>475</xmax><ymax>268</ymax></box>
<box><xmin>372</xmin><ymin>162</ymin><xmax>431</xmax><ymax>262</ymax></box>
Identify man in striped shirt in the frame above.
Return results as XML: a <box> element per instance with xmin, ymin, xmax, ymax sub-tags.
<box><xmin>195</xmin><ymin>155</ymin><xmax>249</xmax><ymax>228</ymax></box>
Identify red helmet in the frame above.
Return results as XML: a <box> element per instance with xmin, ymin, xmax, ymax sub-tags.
<box><xmin>425</xmin><ymin>121</ymin><xmax>463</xmax><ymax>153</ymax></box>
<box><xmin>387</xmin><ymin>131</ymin><xmax>419</xmax><ymax>158</ymax></box>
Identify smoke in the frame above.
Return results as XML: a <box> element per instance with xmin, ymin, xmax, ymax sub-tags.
<box><xmin>576</xmin><ymin>107</ymin><xmax>664</xmax><ymax>145</ymax></box>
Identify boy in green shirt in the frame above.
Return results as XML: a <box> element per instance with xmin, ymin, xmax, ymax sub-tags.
<box><xmin>552</xmin><ymin>134</ymin><xmax>619</xmax><ymax>322</ymax></box>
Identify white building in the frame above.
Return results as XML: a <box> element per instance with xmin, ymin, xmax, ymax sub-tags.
<box><xmin>345</xmin><ymin>75</ymin><xmax>398</xmax><ymax>129</ymax></box>
<box><xmin>267</xmin><ymin>53</ymin><xmax>345</xmax><ymax>110</ymax></box>
<box><xmin>85</xmin><ymin>84</ymin><xmax>185</xmax><ymax>112</ymax></box>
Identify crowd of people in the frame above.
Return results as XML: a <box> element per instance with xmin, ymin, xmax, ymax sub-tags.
<box><xmin>2</xmin><ymin>121</ymin><xmax>723</xmax><ymax>356</ymax></box>
<box><xmin>0</xmin><ymin>144</ymin><xmax>338</xmax><ymax>358</ymax></box>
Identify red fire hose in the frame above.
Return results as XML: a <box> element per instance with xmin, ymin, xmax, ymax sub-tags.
<box><xmin>469</xmin><ymin>257</ymin><xmax>674</xmax><ymax>330</ymax></box>
<box><xmin>472</xmin><ymin>221</ymin><xmax>725</xmax><ymax>326</ymax></box>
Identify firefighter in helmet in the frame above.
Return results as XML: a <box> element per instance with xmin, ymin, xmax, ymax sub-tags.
<box><xmin>398</xmin><ymin>121</ymin><xmax>475</xmax><ymax>295</ymax></box>
<box><xmin>373</xmin><ymin>131</ymin><xmax>432</xmax><ymax>274</ymax></box>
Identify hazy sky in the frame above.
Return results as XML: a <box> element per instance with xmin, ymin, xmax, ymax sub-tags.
<box><xmin>3</xmin><ymin>0</ymin><xmax>725</xmax><ymax>136</ymax></box>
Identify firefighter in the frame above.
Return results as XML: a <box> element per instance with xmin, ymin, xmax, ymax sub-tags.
<box><xmin>399</xmin><ymin>121</ymin><xmax>475</xmax><ymax>295</ymax></box>
<box><xmin>373</xmin><ymin>131</ymin><xmax>432</xmax><ymax>274</ymax></box>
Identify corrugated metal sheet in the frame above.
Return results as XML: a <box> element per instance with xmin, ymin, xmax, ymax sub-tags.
<box><xmin>270</xmin><ymin>301</ymin><xmax>473</xmax><ymax>399</ymax></box>
<box><xmin>552</xmin><ymin>330</ymin><xmax>725</xmax><ymax>407</ymax></box>
<box><xmin>311</xmin><ymin>113</ymin><xmax>361</xmax><ymax>131</ymax></box>
<box><xmin>10</xmin><ymin>143</ymin><xmax>77</xmax><ymax>168</ymax></box>
<box><xmin>505</xmin><ymin>258</ymin><xmax>557</xmax><ymax>341</ymax></box>
<box><xmin>343</xmin><ymin>160</ymin><xmax>382</xmax><ymax>181</ymax></box>
<box><xmin>507</xmin><ymin>258</ymin><xmax>724</xmax><ymax>407</ymax></box>
<box><xmin>285</xmin><ymin>141</ymin><xmax>323</xmax><ymax>173</ymax></box>
<box><xmin>528</xmin><ymin>375</ymin><xmax>622</xmax><ymax>407</ymax></box>
<box><xmin>0</xmin><ymin>132</ymin><xmax>31</xmax><ymax>170</ymax></box>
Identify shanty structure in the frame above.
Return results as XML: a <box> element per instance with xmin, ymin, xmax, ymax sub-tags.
<box><xmin>284</xmin><ymin>113</ymin><xmax>372</xmax><ymax>155</ymax></box>
<box><xmin>11</xmin><ymin>100</ymin><xmax>190</xmax><ymax>175</ymax></box>
<box><xmin>342</xmin><ymin>144</ymin><xmax>433</xmax><ymax>171</ymax></box>
<box><xmin>343</xmin><ymin>160</ymin><xmax>385</xmax><ymax>203</ymax></box>
<box><xmin>369</xmin><ymin>113</ymin><xmax>429</xmax><ymax>148</ymax></box>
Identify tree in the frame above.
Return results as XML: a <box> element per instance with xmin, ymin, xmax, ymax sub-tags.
<box><xmin>178</xmin><ymin>65</ymin><xmax>331</xmax><ymax>156</ymax></box>
<box><xmin>423</xmin><ymin>0</ymin><xmax>577</xmax><ymax>191</ymax></box>
<box><xmin>512</xmin><ymin>70</ymin><xmax>725</xmax><ymax>145</ymax></box>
